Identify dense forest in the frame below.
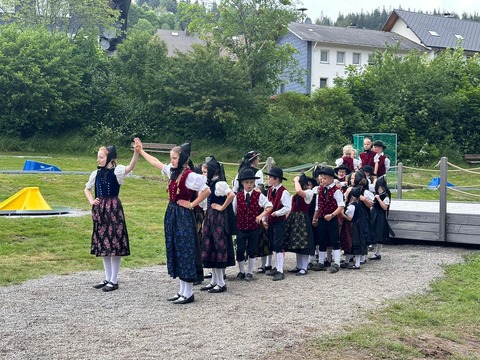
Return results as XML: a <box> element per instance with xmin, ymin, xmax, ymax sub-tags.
<box><xmin>1</xmin><ymin>0</ymin><xmax>480</xmax><ymax>164</ymax></box>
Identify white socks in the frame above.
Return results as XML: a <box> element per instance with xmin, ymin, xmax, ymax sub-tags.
<box><xmin>183</xmin><ymin>281</ymin><xmax>193</xmax><ymax>298</ymax></box>
<box><xmin>296</xmin><ymin>254</ymin><xmax>309</xmax><ymax>270</ymax></box>
<box><xmin>333</xmin><ymin>249</ymin><xmax>341</xmax><ymax>266</ymax></box>
<box><xmin>214</xmin><ymin>268</ymin><xmax>225</xmax><ymax>287</ymax></box>
<box><xmin>238</xmin><ymin>260</ymin><xmax>245</xmax><ymax>274</ymax></box>
<box><xmin>102</xmin><ymin>256</ymin><xmax>121</xmax><ymax>284</ymax></box>
<box><xmin>265</xmin><ymin>255</ymin><xmax>272</xmax><ymax>267</ymax></box>
<box><xmin>247</xmin><ymin>258</ymin><xmax>256</xmax><ymax>275</ymax></box>
<box><xmin>375</xmin><ymin>244</ymin><xmax>383</xmax><ymax>256</ymax></box>
<box><xmin>275</xmin><ymin>252</ymin><xmax>284</xmax><ymax>273</ymax></box>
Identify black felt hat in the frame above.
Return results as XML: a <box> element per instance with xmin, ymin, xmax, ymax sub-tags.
<box><xmin>266</xmin><ymin>166</ymin><xmax>287</xmax><ymax>181</ymax></box>
<box><xmin>238</xmin><ymin>168</ymin><xmax>260</xmax><ymax>181</ymax></box>
<box><xmin>362</xmin><ymin>165</ymin><xmax>375</xmax><ymax>175</ymax></box>
<box><xmin>334</xmin><ymin>164</ymin><xmax>352</xmax><ymax>175</ymax></box>
<box><xmin>244</xmin><ymin>150</ymin><xmax>260</xmax><ymax>162</ymax></box>
<box><xmin>317</xmin><ymin>166</ymin><xmax>338</xmax><ymax>179</ymax></box>
<box><xmin>373</xmin><ymin>140</ymin><xmax>386</xmax><ymax>149</ymax></box>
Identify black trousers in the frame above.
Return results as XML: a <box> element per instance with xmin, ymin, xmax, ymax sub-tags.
<box><xmin>267</xmin><ymin>220</ymin><xmax>286</xmax><ymax>253</ymax></box>
<box><xmin>318</xmin><ymin>217</ymin><xmax>340</xmax><ymax>251</ymax></box>
<box><xmin>236</xmin><ymin>228</ymin><xmax>260</xmax><ymax>262</ymax></box>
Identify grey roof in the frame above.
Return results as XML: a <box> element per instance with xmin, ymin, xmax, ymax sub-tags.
<box><xmin>287</xmin><ymin>22</ymin><xmax>427</xmax><ymax>52</ymax></box>
<box><xmin>155</xmin><ymin>29</ymin><xmax>204</xmax><ymax>56</ymax></box>
<box><xmin>384</xmin><ymin>10</ymin><xmax>480</xmax><ymax>52</ymax></box>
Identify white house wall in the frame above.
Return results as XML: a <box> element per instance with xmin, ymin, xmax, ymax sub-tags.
<box><xmin>390</xmin><ymin>20</ymin><xmax>421</xmax><ymax>45</ymax></box>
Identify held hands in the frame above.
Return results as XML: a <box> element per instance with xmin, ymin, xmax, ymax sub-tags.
<box><xmin>133</xmin><ymin>137</ymin><xmax>143</xmax><ymax>152</ymax></box>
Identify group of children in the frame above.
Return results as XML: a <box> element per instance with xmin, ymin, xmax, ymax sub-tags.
<box><xmin>85</xmin><ymin>137</ymin><xmax>394</xmax><ymax>304</ymax></box>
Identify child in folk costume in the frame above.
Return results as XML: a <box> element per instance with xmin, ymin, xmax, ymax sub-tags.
<box><xmin>264</xmin><ymin>167</ymin><xmax>291</xmax><ymax>281</ymax></box>
<box><xmin>335</xmin><ymin>144</ymin><xmax>355</xmax><ymax>172</ymax></box>
<box><xmin>372</xmin><ymin>140</ymin><xmax>391</xmax><ymax>178</ymax></box>
<box><xmin>232</xmin><ymin>168</ymin><xmax>272</xmax><ymax>281</ymax></box>
<box><xmin>285</xmin><ymin>174</ymin><xmax>316</xmax><ymax>276</ymax></box>
<box><xmin>340</xmin><ymin>186</ymin><xmax>367</xmax><ymax>269</ymax></box>
<box><xmin>85</xmin><ymin>145</ymin><xmax>139</xmax><ymax>292</ymax></box>
<box><xmin>200</xmin><ymin>156</ymin><xmax>236</xmax><ymax>293</ymax></box>
<box><xmin>311</xmin><ymin>166</ymin><xmax>345</xmax><ymax>273</ymax></box>
<box><xmin>369</xmin><ymin>176</ymin><xmax>395</xmax><ymax>260</ymax></box>
<box><xmin>359</xmin><ymin>137</ymin><xmax>375</xmax><ymax>169</ymax></box>
<box><xmin>233</xmin><ymin>150</ymin><xmax>264</xmax><ymax>193</ymax></box>
<box><xmin>135</xmin><ymin>138</ymin><xmax>210</xmax><ymax>305</ymax></box>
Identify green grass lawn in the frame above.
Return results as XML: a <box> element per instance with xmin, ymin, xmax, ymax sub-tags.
<box><xmin>1</xmin><ymin>152</ymin><xmax>480</xmax><ymax>358</ymax></box>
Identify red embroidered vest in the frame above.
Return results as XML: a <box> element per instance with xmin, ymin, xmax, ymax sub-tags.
<box><xmin>236</xmin><ymin>191</ymin><xmax>261</xmax><ymax>230</ymax></box>
<box><xmin>291</xmin><ymin>194</ymin><xmax>310</xmax><ymax>213</ymax></box>
<box><xmin>267</xmin><ymin>186</ymin><xmax>286</xmax><ymax>223</ymax></box>
<box><xmin>168</xmin><ymin>169</ymin><xmax>193</xmax><ymax>202</ymax></box>
<box><xmin>317</xmin><ymin>185</ymin><xmax>339</xmax><ymax>218</ymax></box>
<box><xmin>360</xmin><ymin>150</ymin><xmax>375</xmax><ymax>168</ymax></box>
<box><xmin>342</xmin><ymin>156</ymin><xmax>354</xmax><ymax>171</ymax></box>
<box><xmin>375</xmin><ymin>155</ymin><xmax>387</xmax><ymax>177</ymax></box>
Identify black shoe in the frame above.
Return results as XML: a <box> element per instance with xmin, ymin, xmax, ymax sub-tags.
<box><xmin>167</xmin><ymin>293</ymin><xmax>181</xmax><ymax>301</ymax></box>
<box><xmin>264</xmin><ymin>265</ymin><xmax>273</xmax><ymax>271</ymax></box>
<box><xmin>236</xmin><ymin>272</ymin><xmax>245</xmax><ymax>280</ymax></box>
<box><xmin>296</xmin><ymin>269</ymin><xmax>307</xmax><ymax>276</ymax></box>
<box><xmin>266</xmin><ymin>267</ymin><xmax>277</xmax><ymax>276</ymax></box>
<box><xmin>329</xmin><ymin>264</ymin><xmax>340</xmax><ymax>273</ymax></box>
<box><xmin>311</xmin><ymin>263</ymin><xmax>326</xmax><ymax>271</ymax></box>
<box><xmin>102</xmin><ymin>282</ymin><xmax>118</xmax><ymax>292</ymax></box>
<box><xmin>208</xmin><ymin>284</ymin><xmax>227</xmax><ymax>293</ymax></box>
<box><xmin>272</xmin><ymin>272</ymin><xmax>285</xmax><ymax>281</ymax></box>
<box><xmin>93</xmin><ymin>280</ymin><xmax>109</xmax><ymax>289</ymax></box>
<box><xmin>245</xmin><ymin>273</ymin><xmax>253</xmax><ymax>282</ymax></box>
<box><xmin>200</xmin><ymin>283</ymin><xmax>216</xmax><ymax>291</ymax></box>
<box><xmin>369</xmin><ymin>254</ymin><xmax>381</xmax><ymax>260</ymax></box>
<box><xmin>257</xmin><ymin>267</ymin><xmax>266</xmax><ymax>274</ymax></box>
<box><xmin>288</xmin><ymin>267</ymin><xmax>301</xmax><ymax>273</ymax></box>
<box><xmin>324</xmin><ymin>260</ymin><xmax>331</xmax><ymax>267</ymax></box>
<box><xmin>193</xmin><ymin>281</ymin><xmax>202</xmax><ymax>286</ymax></box>
<box><xmin>173</xmin><ymin>294</ymin><xmax>195</xmax><ymax>304</ymax></box>
<box><xmin>204</xmin><ymin>272</ymin><xmax>213</xmax><ymax>279</ymax></box>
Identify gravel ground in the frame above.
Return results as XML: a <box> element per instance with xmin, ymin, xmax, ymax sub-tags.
<box><xmin>0</xmin><ymin>244</ymin><xmax>475</xmax><ymax>360</ymax></box>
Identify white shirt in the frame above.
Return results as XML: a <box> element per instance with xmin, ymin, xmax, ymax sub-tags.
<box><xmin>269</xmin><ymin>184</ymin><xmax>291</xmax><ymax>217</ymax></box>
<box><xmin>85</xmin><ymin>165</ymin><xmax>129</xmax><ymax>189</ymax></box>
<box><xmin>297</xmin><ymin>188</ymin><xmax>314</xmax><ymax>205</ymax></box>
<box><xmin>345</xmin><ymin>203</ymin><xmax>355</xmax><ymax>218</ymax></box>
<box><xmin>232</xmin><ymin>190</ymin><xmax>272</xmax><ymax>215</ymax></box>
<box><xmin>162</xmin><ymin>164</ymin><xmax>208</xmax><ymax>192</ymax></box>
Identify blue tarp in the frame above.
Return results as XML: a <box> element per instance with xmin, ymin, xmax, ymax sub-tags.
<box><xmin>23</xmin><ymin>160</ymin><xmax>61</xmax><ymax>172</ymax></box>
<box><xmin>428</xmin><ymin>177</ymin><xmax>454</xmax><ymax>188</ymax></box>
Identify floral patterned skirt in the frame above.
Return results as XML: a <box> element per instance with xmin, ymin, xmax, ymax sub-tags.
<box><xmin>164</xmin><ymin>202</ymin><xmax>204</xmax><ymax>283</ymax></box>
<box><xmin>284</xmin><ymin>211</ymin><xmax>315</xmax><ymax>255</ymax></box>
<box><xmin>202</xmin><ymin>207</ymin><xmax>235</xmax><ymax>268</ymax></box>
<box><xmin>90</xmin><ymin>196</ymin><xmax>130</xmax><ymax>257</ymax></box>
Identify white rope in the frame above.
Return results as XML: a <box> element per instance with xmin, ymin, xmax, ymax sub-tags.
<box><xmin>446</xmin><ymin>162</ymin><xmax>480</xmax><ymax>175</ymax></box>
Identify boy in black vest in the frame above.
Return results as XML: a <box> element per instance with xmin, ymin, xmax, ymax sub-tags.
<box><xmin>264</xmin><ymin>167</ymin><xmax>291</xmax><ymax>281</ymax></box>
<box><xmin>232</xmin><ymin>168</ymin><xmax>272</xmax><ymax>281</ymax></box>
<box><xmin>312</xmin><ymin>166</ymin><xmax>345</xmax><ymax>273</ymax></box>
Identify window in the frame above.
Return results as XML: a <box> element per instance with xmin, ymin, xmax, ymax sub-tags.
<box><xmin>320</xmin><ymin>78</ymin><xmax>328</xmax><ymax>88</ymax></box>
<box><xmin>428</xmin><ymin>30</ymin><xmax>439</xmax><ymax>37</ymax></box>
<box><xmin>353</xmin><ymin>53</ymin><xmax>361</xmax><ymax>65</ymax></box>
<box><xmin>320</xmin><ymin>50</ymin><xmax>329</xmax><ymax>63</ymax></box>
<box><xmin>454</xmin><ymin>34</ymin><xmax>465</xmax><ymax>40</ymax></box>
<box><xmin>336</xmin><ymin>51</ymin><xmax>345</xmax><ymax>64</ymax></box>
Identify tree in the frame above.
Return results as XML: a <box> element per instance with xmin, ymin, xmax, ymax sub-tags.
<box><xmin>181</xmin><ymin>0</ymin><xmax>299</xmax><ymax>93</ymax></box>
<box><xmin>0</xmin><ymin>25</ymin><xmax>92</xmax><ymax>137</ymax></box>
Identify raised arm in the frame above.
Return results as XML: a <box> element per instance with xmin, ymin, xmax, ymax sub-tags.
<box><xmin>125</xmin><ymin>143</ymin><xmax>140</xmax><ymax>174</ymax></box>
<box><xmin>134</xmin><ymin>137</ymin><xmax>166</xmax><ymax>171</ymax></box>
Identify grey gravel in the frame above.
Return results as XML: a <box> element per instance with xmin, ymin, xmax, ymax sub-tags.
<box><xmin>0</xmin><ymin>244</ymin><xmax>475</xmax><ymax>360</ymax></box>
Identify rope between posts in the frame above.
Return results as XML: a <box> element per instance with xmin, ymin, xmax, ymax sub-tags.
<box><xmin>447</xmin><ymin>187</ymin><xmax>480</xmax><ymax>198</ymax></box>
<box><xmin>446</xmin><ymin>162</ymin><xmax>480</xmax><ymax>175</ymax></box>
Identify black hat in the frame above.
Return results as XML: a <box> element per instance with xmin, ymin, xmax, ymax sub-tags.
<box><xmin>266</xmin><ymin>166</ymin><xmax>287</xmax><ymax>181</ymax></box>
<box><xmin>238</xmin><ymin>168</ymin><xmax>260</xmax><ymax>181</ymax></box>
<box><xmin>298</xmin><ymin>173</ymin><xmax>309</xmax><ymax>189</ymax></box>
<box><xmin>244</xmin><ymin>150</ymin><xmax>260</xmax><ymax>162</ymax></box>
<box><xmin>180</xmin><ymin>140</ymin><xmax>192</xmax><ymax>157</ymax></box>
<box><xmin>334</xmin><ymin>164</ymin><xmax>352</xmax><ymax>175</ymax></box>
<box><xmin>373</xmin><ymin>140</ymin><xmax>386</xmax><ymax>149</ymax></box>
<box><xmin>317</xmin><ymin>166</ymin><xmax>338</xmax><ymax>179</ymax></box>
<box><xmin>205</xmin><ymin>155</ymin><xmax>221</xmax><ymax>181</ymax></box>
<box><xmin>306</xmin><ymin>176</ymin><xmax>318</xmax><ymax>187</ymax></box>
<box><xmin>362</xmin><ymin>165</ymin><xmax>375</xmax><ymax>175</ymax></box>
<box><xmin>350</xmin><ymin>186</ymin><xmax>362</xmax><ymax>199</ymax></box>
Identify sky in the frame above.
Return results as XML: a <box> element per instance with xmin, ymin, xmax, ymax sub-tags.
<box><xmin>297</xmin><ymin>0</ymin><xmax>478</xmax><ymax>21</ymax></box>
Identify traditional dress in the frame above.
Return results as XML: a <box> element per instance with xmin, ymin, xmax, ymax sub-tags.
<box><xmin>87</xmin><ymin>165</ymin><xmax>130</xmax><ymax>257</ymax></box>
<box><xmin>202</xmin><ymin>180</ymin><xmax>236</xmax><ymax>268</ymax></box>
<box><xmin>371</xmin><ymin>192</ymin><xmax>395</xmax><ymax>245</ymax></box>
<box><xmin>163</xmin><ymin>165</ymin><xmax>208</xmax><ymax>283</ymax></box>
<box><xmin>284</xmin><ymin>191</ymin><xmax>315</xmax><ymax>256</ymax></box>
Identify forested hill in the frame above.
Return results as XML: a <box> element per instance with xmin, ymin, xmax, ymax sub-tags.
<box><xmin>313</xmin><ymin>8</ymin><xmax>480</xmax><ymax>30</ymax></box>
